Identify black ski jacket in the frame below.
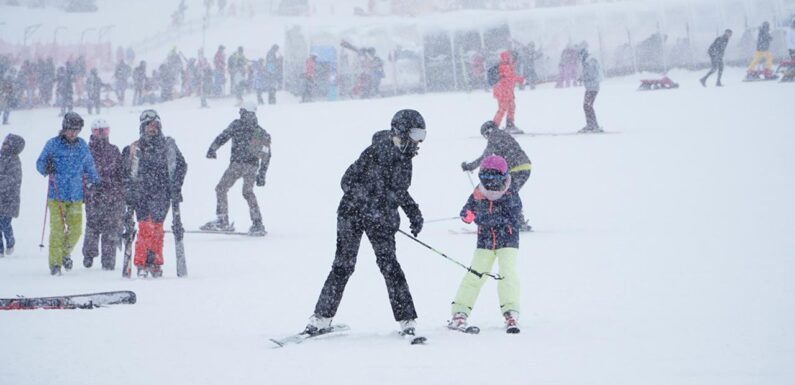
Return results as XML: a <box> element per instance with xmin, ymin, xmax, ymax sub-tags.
<box><xmin>463</xmin><ymin>129</ymin><xmax>532</xmax><ymax>173</ymax></box>
<box><xmin>337</xmin><ymin>130</ymin><xmax>422</xmax><ymax>231</ymax></box>
<box><xmin>757</xmin><ymin>26</ymin><xmax>773</xmax><ymax>51</ymax></box>
<box><xmin>122</xmin><ymin>133</ymin><xmax>187</xmax><ymax>223</ymax></box>
<box><xmin>208</xmin><ymin>118</ymin><xmax>271</xmax><ymax>169</ymax></box>
<box><xmin>708</xmin><ymin>35</ymin><xmax>730</xmax><ymax>59</ymax></box>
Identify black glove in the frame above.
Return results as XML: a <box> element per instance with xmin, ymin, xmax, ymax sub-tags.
<box><xmin>256</xmin><ymin>172</ymin><xmax>266</xmax><ymax>187</ymax></box>
<box><xmin>206</xmin><ymin>148</ymin><xmax>216</xmax><ymax>159</ymax></box>
<box><xmin>461</xmin><ymin>161</ymin><xmax>474</xmax><ymax>172</ymax></box>
<box><xmin>409</xmin><ymin>212</ymin><xmax>424</xmax><ymax>237</ymax></box>
<box><xmin>45</xmin><ymin>157</ymin><xmax>56</xmax><ymax>174</ymax></box>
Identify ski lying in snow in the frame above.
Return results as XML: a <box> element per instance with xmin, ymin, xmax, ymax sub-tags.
<box><xmin>0</xmin><ymin>290</ymin><xmax>137</xmax><ymax>310</ymax></box>
<box><xmin>399</xmin><ymin>330</ymin><xmax>428</xmax><ymax>345</ymax></box>
<box><xmin>182</xmin><ymin>230</ymin><xmax>264</xmax><ymax>236</ymax></box>
<box><xmin>517</xmin><ymin>131</ymin><xmax>621</xmax><ymax>137</ymax></box>
<box><xmin>121</xmin><ymin>207</ymin><xmax>136</xmax><ymax>278</ymax></box>
<box><xmin>448</xmin><ymin>325</ymin><xmax>481</xmax><ymax>334</ymax></box>
<box><xmin>269</xmin><ymin>324</ymin><xmax>351</xmax><ymax>348</ymax></box>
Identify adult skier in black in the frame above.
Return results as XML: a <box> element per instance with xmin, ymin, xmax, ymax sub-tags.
<box><xmin>304</xmin><ymin>109</ymin><xmax>426</xmax><ymax>337</ymax></box>
<box><xmin>201</xmin><ymin>101</ymin><xmax>270</xmax><ymax>236</ymax></box>
<box><xmin>461</xmin><ymin>121</ymin><xmax>532</xmax><ymax>231</ymax></box>
<box><xmin>700</xmin><ymin>29</ymin><xmax>732</xmax><ymax>87</ymax></box>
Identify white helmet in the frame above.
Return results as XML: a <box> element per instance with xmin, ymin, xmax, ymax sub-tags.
<box><xmin>91</xmin><ymin>119</ymin><xmax>110</xmax><ymax>130</ymax></box>
<box><xmin>240</xmin><ymin>101</ymin><xmax>257</xmax><ymax>114</ymax></box>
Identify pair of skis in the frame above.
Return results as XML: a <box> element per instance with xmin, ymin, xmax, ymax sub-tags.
<box><xmin>270</xmin><ymin>325</ymin><xmax>427</xmax><ymax>348</ymax></box>
<box><xmin>122</xmin><ymin>201</ymin><xmax>187</xmax><ymax>278</ymax></box>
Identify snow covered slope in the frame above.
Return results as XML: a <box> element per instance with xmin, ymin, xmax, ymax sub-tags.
<box><xmin>1</xmin><ymin>68</ymin><xmax>793</xmax><ymax>385</ymax></box>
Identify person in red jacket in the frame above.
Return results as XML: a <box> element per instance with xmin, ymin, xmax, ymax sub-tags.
<box><xmin>492</xmin><ymin>51</ymin><xmax>524</xmax><ymax>134</ymax></box>
<box><xmin>301</xmin><ymin>54</ymin><xmax>317</xmax><ymax>103</ymax></box>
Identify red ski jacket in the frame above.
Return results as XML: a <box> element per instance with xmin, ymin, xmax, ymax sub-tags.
<box><xmin>493</xmin><ymin>51</ymin><xmax>524</xmax><ymax>101</ymax></box>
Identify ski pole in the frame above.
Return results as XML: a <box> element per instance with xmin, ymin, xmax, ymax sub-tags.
<box><xmin>397</xmin><ymin>229</ymin><xmax>503</xmax><ymax>280</ymax></box>
<box><xmin>464</xmin><ymin>171</ymin><xmax>476</xmax><ymax>189</ymax></box>
<box><xmin>424</xmin><ymin>216</ymin><xmax>460</xmax><ymax>224</ymax></box>
<box><xmin>38</xmin><ymin>183</ymin><xmax>50</xmax><ymax>250</ymax></box>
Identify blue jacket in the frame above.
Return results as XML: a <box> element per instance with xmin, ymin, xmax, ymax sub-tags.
<box><xmin>460</xmin><ymin>185</ymin><xmax>523</xmax><ymax>250</ymax></box>
<box><xmin>36</xmin><ymin>135</ymin><xmax>99</xmax><ymax>201</ymax></box>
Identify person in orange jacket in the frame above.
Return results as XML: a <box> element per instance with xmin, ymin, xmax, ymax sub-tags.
<box><xmin>492</xmin><ymin>51</ymin><xmax>525</xmax><ymax>134</ymax></box>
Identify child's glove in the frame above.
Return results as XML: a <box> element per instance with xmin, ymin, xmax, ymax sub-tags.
<box><xmin>461</xmin><ymin>210</ymin><xmax>475</xmax><ymax>224</ymax></box>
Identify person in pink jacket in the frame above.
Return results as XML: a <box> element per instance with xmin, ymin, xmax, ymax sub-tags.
<box><xmin>492</xmin><ymin>51</ymin><xmax>525</xmax><ymax>134</ymax></box>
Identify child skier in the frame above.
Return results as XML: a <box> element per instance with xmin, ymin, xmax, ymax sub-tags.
<box><xmin>0</xmin><ymin>134</ymin><xmax>25</xmax><ymax>257</ymax></box>
<box><xmin>450</xmin><ymin>155</ymin><xmax>523</xmax><ymax>334</ymax></box>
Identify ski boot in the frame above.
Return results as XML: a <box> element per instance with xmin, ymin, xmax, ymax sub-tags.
<box><xmin>447</xmin><ymin>312</ymin><xmax>469</xmax><ymax>330</ymax></box>
<box><xmin>4</xmin><ymin>247</ymin><xmax>12</xmax><ymax>256</ymax></box>
<box><xmin>503</xmin><ymin>311</ymin><xmax>521</xmax><ymax>334</ymax></box>
<box><xmin>248</xmin><ymin>220</ymin><xmax>267</xmax><ymax>237</ymax></box>
<box><xmin>136</xmin><ymin>266</ymin><xmax>148</xmax><ymax>278</ymax></box>
<box><xmin>149</xmin><ymin>264</ymin><xmax>163</xmax><ymax>278</ymax></box>
<box><xmin>399</xmin><ymin>319</ymin><xmax>418</xmax><ymax>336</ymax></box>
<box><xmin>578</xmin><ymin>125</ymin><xmax>604</xmax><ymax>134</ymax></box>
<box><xmin>50</xmin><ymin>265</ymin><xmax>62</xmax><ymax>276</ymax></box>
<box><xmin>504</xmin><ymin>120</ymin><xmax>524</xmax><ymax>135</ymax></box>
<box><xmin>83</xmin><ymin>255</ymin><xmax>94</xmax><ymax>268</ymax></box>
<box><xmin>699</xmin><ymin>77</ymin><xmax>707</xmax><ymax>87</ymax></box>
<box><xmin>303</xmin><ymin>314</ymin><xmax>332</xmax><ymax>336</ymax></box>
<box><xmin>63</xmin><ymin>256</ymin><xmax>73</xmax><ymax>271</ymax></box>
<box><xmin>200</xmin><ymin>215</ymin><xmax>234</xmax><ymax>232</ymax></box>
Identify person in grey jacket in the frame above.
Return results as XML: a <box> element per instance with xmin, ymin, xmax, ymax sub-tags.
<box><xmin>579</xmin><ymin>49</ymin><xmax>603</xmax><ymax>133</ymax></box>
<box><xmin>0</xmin><ymin>134</ymin><xmax>25</xmax><ymax>257</ymax></box>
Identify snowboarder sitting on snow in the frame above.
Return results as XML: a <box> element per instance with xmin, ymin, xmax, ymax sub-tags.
<box><xmin>700</xmin><ymin>29</ymin><xmax>732</xmax><ymax>87</ymax></box>
<box><xmin>0</xmin><ymin>134</ymin><xmax>24</xmax><ymax>258</ymax></box>
<box><xmin>451</xmin><ymin>155</ymin><xmax>523</xmax><ymax>334</ymax></box>
<box><xmin>82</xmin><ymin>119</ymin><xmax>124</xmax><ymax>270</ymax></box>
<box><xmin>304</xmin><ymin>109</ymin><xmax>426</xmax><ymax>337</ymax></box>
<box><xmin>578</xmin><ymin>49</ymin><xmax>603</xmax><ymax>133</ymax></box>
<box><xmin>461</xmin><ymin>120</ymin><xmax>532</xmax><ymax>232</ymax></box>
<box><xmin>492</xmin><ymin>51</ymin><xmax>525</xmax><ymax>134</ymax></box>
<box><xmin>36</xmin><ymin>112</ymin><xmax>99</xmax><ymax>275</ymax></box>
<box><xmin>201</xmin><ymin>101</ymin><xmax>270</xmax><ymax>236</ymax></box>
<box><xmin>121</xmin><ymin>109</ymin><xmax>187</xmax><ymax>278</ymax></box>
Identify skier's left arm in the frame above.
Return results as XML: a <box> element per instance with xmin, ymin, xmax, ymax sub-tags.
<box><xmin>256</xmin><ymin>132</ymin><xmax>271</xmax><ymax>187</ymax></box>
<box><xmin>393</xmin><ymin>162</ymin><xmax>423</xmax><ymax>236</ymax></box>
<box><xmin>207</xmin><ymin>123</ymin><xmax>235</xmax><ymax>158</ymax></box>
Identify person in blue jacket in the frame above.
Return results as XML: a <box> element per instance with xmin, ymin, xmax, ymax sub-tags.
<box><xmin>36</xmin><ymin>112</ymin><xmax>99</xmax><ymax>275</ymax></box>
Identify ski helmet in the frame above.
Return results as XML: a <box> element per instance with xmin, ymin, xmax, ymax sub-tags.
<box><xmin>390</xmin><ymin>109</ymin><xmax>426</xmax><ymax>156</ymax></box>
<box><xmin>139</xmin><ymin>109</ymin><xmax>161</xmax><ymax>125</ymax></box>
<box><xmin>240</xmin><ymin>101</ymin><xmax>257</xmax><ymax>114</ymax></box>
<box><xmin>91</xmin><ymin>118</ymin><xmax>110</xmax><ymax>130</ymax></box>
<box><xmin>62</xmin><ymin>112</ymin><xmax>84</xmax><ymax>131</ymax></box>
<box><xmin>478</xmin><ymin>155</ymin><xmax>509</xmax><ymax>191</ymax></box>
<box><xmin>480</xmin><ymin>121</ymin><xmax>498</xmax><ymax>137</ymax></box>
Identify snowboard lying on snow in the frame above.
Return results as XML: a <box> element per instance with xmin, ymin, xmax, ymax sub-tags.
<box><xmin>0</xmin><ymin>291</ymin><xmax>137</xmax><ymax>310</ymax></box>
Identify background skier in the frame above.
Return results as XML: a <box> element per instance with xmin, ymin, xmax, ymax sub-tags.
<box><xmin>461</xmin><ymin>120</ymin><xmax>533</xmax><ymax>232</ymax></box>
<box><xmin>579</xmin><ymin>49</ymin><xmax>603</xmax><ymax>133</ymax></box>
<box><xmin>82</xmin><ymin>119</ymin><xmax>124</xmax><ymax>270</ymax></box>
<box><xmin>202</xmin><ymin>102</ymin><xmax>270</xmax><ymax>236</ymax></box>
<box><xmin>304</xmin><ymin>109</ymin><xmax>426</xmax><ymax>337</ymax></box>
<box><xmin>746</xmin><ymin>21</ymin><xmax>774</xmax><ymax>79</ymax></box>
<box><xmin>121</xmin><ymin>110</ymin><xmax>187</xmax><ymax>278</ymax></box>
<box><xmin>35</xmin><ymin>112</ymin><xmax>99</xmax><ymax>275</ymax></box>
<box><xmin>0</xmin><ymin>134</ymin><xmax>24</xmax><ymax>258</ymax></box>
<box><xmin>492</xmin><ymin>51</ymin><xmax>524</xmax><ymax>134</ymax></box>
<box><xmin>700</xmin><ymin>29</ymin><xmax>732</xmax><ymax>87</ymax></box>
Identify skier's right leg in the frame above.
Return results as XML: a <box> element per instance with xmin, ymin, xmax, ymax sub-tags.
<box><xmin>313</xmin><ymin>214</ymin><xmax>364</xmax><ymax>319</ymax></box>
<box><xmin>204</xmin><ymin>163</ymin><xmax>243</xmax><ymax>230</ymax></box>
<box><xmin>493</xmin><ymin>98</ymin><xmax>508</xmax><ymax>127</ymax></box>
<box><xmin>451</xmin><ymin>248</ymin><xmax>497</xmax><ymax>316</ymax></box>
<box><xmin>82</xmin><ymin>225</ymin><xmax>100</xmax><ymax>267</ymax></box>
<box><xmin>47</xmin><ymin>199</ymin><xmax>67</xmax><ymax>269</ymax></box>
<box><xmin>495</xmin><ymin>247</ymin><xmax>520</xmax><ymax>315</ymax></box>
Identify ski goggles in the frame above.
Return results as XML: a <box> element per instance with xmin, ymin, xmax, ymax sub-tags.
<box><xmin>479</xmin><ymin>170</ymin><xmax>507</xmax><ymax>181</ymax></box>
<box><xmin>91</xmin><ymin>127</ymin><xmax>110</xmax><ymax>137</ymax></box>
<box><xmin>139</xmin><ymin>109</ymin><xmax>161</xmax><ymax>124</ymax></box>
<box><xmin>408</xmin><ymin>128</ymin><xmax>426</xmax><ymax>143</ymax></box>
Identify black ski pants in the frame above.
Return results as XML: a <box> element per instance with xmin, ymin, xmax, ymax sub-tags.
<box><xmin>314</xmin><ymin>213</ymin><xmax>418</xmax><ymax>321</ymax></box>
<box><xmin>703</xmin><ymin>56</ymin><xmax>724</xmax><ymax>83</ymax></box>
<box><xmin>584</xmin><ymin>90</ymin><xmax>599</xmax><ymax>129</ymax></box>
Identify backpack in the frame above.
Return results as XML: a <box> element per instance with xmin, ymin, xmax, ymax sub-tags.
<box><xmin>487</xmin><ymin>64</ymin><xmax>500</xmax><ymax>87</ymax></box>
